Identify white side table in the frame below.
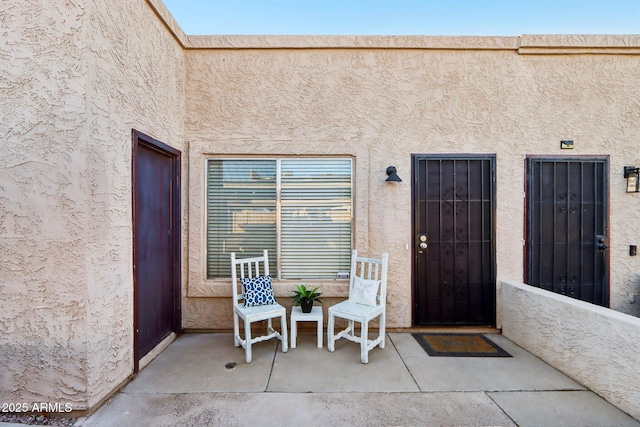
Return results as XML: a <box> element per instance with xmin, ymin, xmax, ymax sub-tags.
<box><xmin>290</xmin><ymin>306</ymin><xmax>323</xmax><ymax>349</ymax></box>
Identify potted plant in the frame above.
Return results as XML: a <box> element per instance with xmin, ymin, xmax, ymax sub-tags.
<box><xmin>291</xmin><ymin>284</ymin><xmax>323</xmax><ymax>313</ymax></box>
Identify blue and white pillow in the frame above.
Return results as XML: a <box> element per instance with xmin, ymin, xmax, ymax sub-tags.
<box><xmin>242</xmin><ymin>275</ymin><xmax>277</xmax><ymax>307</ymax></box>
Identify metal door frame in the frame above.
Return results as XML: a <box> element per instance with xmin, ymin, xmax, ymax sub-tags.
<box><xmin>132</xmin><ymin>129</ymin><xmax>182</xmax><ymax>372</ymax></box>
<box><xmin>411</xmin><ymin>154</ymin><xmax>497</xmax><ymax>326</ymax></box>
<box><xmin>524</xmin><ymin>155</ymin><xmax>610</xmax><ymax>306</ymax></box>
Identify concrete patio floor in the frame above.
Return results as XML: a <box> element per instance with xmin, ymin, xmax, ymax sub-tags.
<box><xmin>77</xmin><ymin>332</ymin><xmax>639</xmax><ymax>427</ymax></box>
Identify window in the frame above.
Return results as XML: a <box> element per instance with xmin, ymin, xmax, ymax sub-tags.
<box><xmin>207</xmin><ymin>158</ymin><xmax>352</xmax><ymax>280</ymax></box>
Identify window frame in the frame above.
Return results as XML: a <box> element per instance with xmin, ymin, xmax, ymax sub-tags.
<box><xmin>205</xmin><ymin>156</ymin><xmax>354</xmax><ymax>280</ymax></box>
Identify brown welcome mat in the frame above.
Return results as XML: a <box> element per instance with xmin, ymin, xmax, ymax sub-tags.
<box><xmin>412</xmin><ymin>333</ymin><xmax>512</xmax><ymax>357</ymax></box>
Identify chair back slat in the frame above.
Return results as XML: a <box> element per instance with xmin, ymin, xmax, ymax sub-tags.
<box><xmin>231</xmin><ymin>250</ymin><xmax>269</xmax><ymax>304</ymax></box>
<box><xmin>348</xmin><ymin>249</ymin><xmax>389</xmax><ymax>308</ymax></box>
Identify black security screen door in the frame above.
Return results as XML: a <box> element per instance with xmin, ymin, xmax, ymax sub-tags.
<box><xmin>413</xmin><ymin>155</ymin><xmax>496</xmax><ymax>325</ymax></box>
<box><xmin>526</xmin><ymin>157</ymin><xmax>609</xmax><ymax>306</ymax></box>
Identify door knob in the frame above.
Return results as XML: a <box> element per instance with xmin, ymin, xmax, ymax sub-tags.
<box><xmin>417</xmin><ymin>234</ymin><xmax>428</xmax><ymax>253</ymax></box>
<box><xmin>596</xmin><ymin>235</ymin><xmax>608</xmax><ymax>250</ymax></box>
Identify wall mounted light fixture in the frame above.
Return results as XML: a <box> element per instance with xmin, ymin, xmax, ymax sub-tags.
<box><xmin>385</xmin><ymin>166</ymin><xmax>402</xmax><ymax>183</ymax></box>
<box><xmin>624</xmin><ymin>166</ymin><xmax>640</xmax><ymax>193</ymax></box>
<box><xmin>560</xmin><ymin>140</ymin><xmax>574</xmax><ymax>149</ymax></box>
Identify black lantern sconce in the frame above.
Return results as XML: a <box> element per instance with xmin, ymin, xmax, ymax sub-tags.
<box><xmin>624</xmin><ymin>166</ymin><xmax>640</xmax><ymax>193</ymax></box>
<box><xmin>385</xmin><ymin>166</ymin><xmax>402</xmax><ymax>183</ymax></box>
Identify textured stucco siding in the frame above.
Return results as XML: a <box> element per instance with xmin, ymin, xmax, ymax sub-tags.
<box><xmin>3</xmin><ymin>0</ymin><xmax>640</xmax><ymax>414</ymax></box>
<box><xmin>501</xmin><ymin>280</ymin><xmax>640</xmax><ymax>420</ymax></box>
<box><xmin>1</xmin><ymin>0</ymin><xmax>91</xmax><ymax>408</ymax></box>
<box><xmin>183</xmin><ymin>39</ymin><xmax>640</xmax><ymax>329</ymax></box>
<box><xmin>84</xmin><ymin>0</ymin><xmax>185</xmax><ymax>409</ymax></box>
<box><xmin>1</xmin><ymin>0</ymin><xmax>185</xmax><ymax>410</ymax></box>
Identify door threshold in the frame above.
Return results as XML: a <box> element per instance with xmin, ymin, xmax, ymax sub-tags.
<box><xmin>389</xmin><ymin>326</ymin><xmax>501</xmax><ymax>334</ymax></box>
<box><xmin>138</xmin><ymin>332</ymin><xmax>177</xmax><ymax>371</ymax></box>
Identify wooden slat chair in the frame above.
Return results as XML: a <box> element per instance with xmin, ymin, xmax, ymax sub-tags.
<box><xmin>327</xmin><ymin>250</ymin><xmax>389</xmax><ymax>363</ymax></box>
<box><xmin>231</xmin><ymin>250</ymin><xmax>288</xmax><ymax>363</ymax></box>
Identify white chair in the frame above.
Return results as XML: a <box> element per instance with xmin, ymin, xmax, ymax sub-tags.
<box><xmin>231</xmin><ymin>250</ymin><xmax>288</xmax><ymax>363</ymax></box>
<box><xmin>327</xmin><ymin>250</ymin><xmax>389</xmax><ymax>363</ymax></box>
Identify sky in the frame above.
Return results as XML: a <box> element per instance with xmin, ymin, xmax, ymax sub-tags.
<box><xmin>161</xmin><ymin>0</ymin><xmax>640</xmax><ymax>36</ymax></box>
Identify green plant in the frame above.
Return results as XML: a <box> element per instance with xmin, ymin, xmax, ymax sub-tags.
<box><xmin>291</xmin><ymin>284</ymin><xmax>323</xmax><ymax>306</ymax></box>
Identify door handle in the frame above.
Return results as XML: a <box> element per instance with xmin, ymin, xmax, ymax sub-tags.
<box><xmin>596</xmin><ymin>235</ymin><xmax>608</xmax><ymax>250</ymax></box>
<box><xmin>417</xmin><ymin>234</ymin><xmax>428</xmax><ymax>253</ymax></box>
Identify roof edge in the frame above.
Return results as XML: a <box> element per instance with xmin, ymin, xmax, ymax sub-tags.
<box><xmin>146</xmin><ymin>0</ymin><xmax>190</xmax><ymax>48</ymax></box>
<box><xmin>517</xmin><ymin>34</ymin><xmax>640</xmax><ymax>55</ymax></box>
<box><xmin>185</xmin><ymin>35</ymin><xmax>518</xmax><ymax>50</ymax></box>
<box><xmin>146</xmin><ymin>2</ymin><xmax>640</xmax><ymax>53</ymax></box>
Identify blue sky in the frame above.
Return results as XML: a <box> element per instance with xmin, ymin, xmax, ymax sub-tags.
<box><xmin>162</xmin><ymin>0</ymin><xmax>640</xmax><ymax>36</ymax></box>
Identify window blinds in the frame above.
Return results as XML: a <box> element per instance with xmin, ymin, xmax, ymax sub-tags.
<box><xmin>280</xmin><ymin>159</ymin><xmax>352</xmax><ymax>279</ymax></box>
<box><xmin>206</xmin><ymin>158</ymin><xmax>352</xmax><ymax>279</ymax></box>
<box><xmin>207</xmin><ymin>160</ymin><xmax>277</xmax><ymax>278</ymax></box>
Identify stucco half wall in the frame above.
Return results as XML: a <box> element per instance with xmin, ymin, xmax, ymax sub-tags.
<box><xmin>501</xmin><ymin>280</ymin><xmax>640</xmax><ymax>421</ymax></box>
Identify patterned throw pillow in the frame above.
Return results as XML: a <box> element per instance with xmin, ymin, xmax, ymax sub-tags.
<box><xmin>241</xmin><ymin>275</ymin><xmax>277</xmax><ymax>307</ymax></box>
<box><xmin>349</xmin><ymin>276</ymin><xmax>380</xmax><ymax>307</ymax></box>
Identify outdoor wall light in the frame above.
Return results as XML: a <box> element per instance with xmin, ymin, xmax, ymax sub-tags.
<box><xmin>560</xmin><ymin>140</ymin><xmax>574</xmax><ymax>149</ymax></box>
<box><xmin>385</xmin><ymin>166</ymin><xmax>402</xmax><ymax>182</ymax></box>
<box><xmin>624</xmin><ymin>166</ymin><xmax>640</xmax><ymax>193</ymax></box>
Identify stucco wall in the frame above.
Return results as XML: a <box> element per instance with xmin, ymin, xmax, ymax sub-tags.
<box><xmin>501</xmin><ymin>280</ymin><xmax>640</xmax><ymax>420</ymax></box>
<box><xmin>183</xmin><ymin>35</ymin><xmax>640</xmax><ymax>329</ymax></box>
<box><xmin>3</xmin><ymin>0</ymin><xmax>640</xmax><ymax>414</ymax></box>
<box><xmin>0</xmin><ymin>0</ymin><xmax>92</xmax><ymax>408</ymax></box>
<box><xmin>1</xmin><ymin>0</ymin><xmax>185</xmax><ymax>410</ymax></box>
<box><xmin>84</xmin><ymin>0</ymin><xmax>186</xmax><ymax>409</ymax></box>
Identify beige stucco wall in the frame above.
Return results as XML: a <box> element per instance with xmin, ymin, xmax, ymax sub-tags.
<box><xmin>501</xmin><ymin>280</ymin><xmax>640</xmax><ymax>420</ymax></box>
<box><xmin>1</xmin><ymin>0</ymin><xmax>185</xmax><ymax>410</ymax></box>
<box><xmin>3</xmin><ymin>0</ymin><xmax>640</xmax><ymax>414</ymax></box>
<box><xmin>0</xmin><ymin>0</ymin><xmax>91</xmax><ymax>409</ymax></box>
<box><xmin>84</xmin><ymin>0</ymin><xmax>186</xmax><ymax>409</ymax></box>
<box><xmin>183</xmin><ymin>35</ymin><xmax>640</xmax><ymax>329</ymax></box>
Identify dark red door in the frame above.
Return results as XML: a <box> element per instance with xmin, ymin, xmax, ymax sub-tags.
<box><xmin>132</xmin><ymin>130</ymin><xmax>181</xmax><ymax>370</ymax></box>
<box><xmin>413</xmin><ymin>155</ymin><xmax>496</xmax><ymax>325</ymax></box>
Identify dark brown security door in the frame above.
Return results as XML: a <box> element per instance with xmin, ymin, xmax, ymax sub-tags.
<box><xmin>413</xmin><ymin>156</ymin><xmax>496</xmax><ymax>325</ymax></box>
<box><xmin>132</xmin><ymin>130</ymin><xmax>181</xmax><ymax>371</ymax></box>
<box><xmin>526</xmin><ymin>157</ymin><xmax>609</xmax><ymax>306</ymax></box>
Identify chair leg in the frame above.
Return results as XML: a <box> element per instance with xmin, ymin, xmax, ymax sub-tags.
<box><xmin>379</xmin><ymin>313</ymin><xmax>386</xmax><ymax>349</ymax></box>
<box><xmin>233</xmin><ymin>312</ymin><xmax>240</xmax><ymax>347</ymax></box>
<box><xmin>361</xmin><ymin>320</ymin><xmax>369</xmax><ymax>364</ymax></box>
<box><xmin>244</xmin><ymin>321</ymin><xmax>252</xmax><ymax>363</ymax></box>
<box><xmin>327</xmin><ymin>312</ymin><xmax>335</xmax><ymax>352</ymax></box>
<box><xmin>281</xmin><ymin>314</ymin><xmax>288</xmax><ymax>352</ymax></box>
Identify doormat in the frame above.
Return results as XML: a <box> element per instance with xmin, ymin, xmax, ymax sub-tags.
<box><xmin>412</xmin><ymin>333</ymin><xmax>512</xmax><ymax>357</ymax></box>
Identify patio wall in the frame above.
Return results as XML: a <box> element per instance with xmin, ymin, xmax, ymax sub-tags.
<box><xmin>501</xmin><ymin>280</ymin><xmax>640</xmax><ymax>420</ymax></box>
